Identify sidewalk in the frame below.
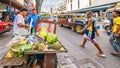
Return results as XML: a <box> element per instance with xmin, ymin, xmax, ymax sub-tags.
<box><xmin>57</xmin><ymin>53</ymin><xmax>104</xmax><ymax>68</ymax></box>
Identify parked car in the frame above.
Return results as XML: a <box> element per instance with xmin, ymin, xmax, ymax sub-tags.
<box><xmin>0</xmin><ymin>21</ymin><xmax>13</xmax><ymax>35</ymax></box>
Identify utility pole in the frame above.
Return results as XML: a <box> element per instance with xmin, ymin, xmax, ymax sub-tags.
<box><xmin>36</xmin><ymin>0</ymin><xmax>41</xmax><ymax>14</ymax></box>
<box><xmin>89</xmin><ymin>0</ymin><xmax>92</xmax><ymax>6</ymax></box>
<box><xmin>70</xmin><ymin>0</ymin><xmax>72</xmax><ymax>10</ymax></box>
<box><xmin>78</xmin><ymin>0</ymin><xmax>80</xmax><ymax>9</ymax></box>
<box><xmin>9</xmin><ymin>0</ymin><xmax>12</xmax><ymax>13</ymax></box>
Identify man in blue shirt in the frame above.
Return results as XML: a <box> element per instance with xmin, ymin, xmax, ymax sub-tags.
<box><xmin>28</xmin><ymin>8</ymin><xmax>40</xmax><ymax>29</ymax></box>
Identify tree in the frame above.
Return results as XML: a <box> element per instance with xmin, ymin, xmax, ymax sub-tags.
<box><xmin>36</xmin><ymin>0</ymin><xmax>43</xmax><ymax>14</ymax></box>
<box><xmin>89</xmin><ymin>0</ymin><xmax>91</xmax><ymax>6</ymax></box>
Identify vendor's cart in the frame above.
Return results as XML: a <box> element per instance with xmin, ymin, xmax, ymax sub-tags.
<box><xmin>0</xmin><ymin>20</ymin><xmax>68</xmax><ymax>68</ymax></box>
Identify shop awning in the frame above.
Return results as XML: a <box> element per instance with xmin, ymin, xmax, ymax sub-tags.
<box><xmin>0</xmin><ymin>0</ymin><xmax>25</xmax><ymax>9</ymax></box>
<box><xmin>69</xmin><ymin>1</ymin><xmax>120</xmax><ymax>13</ymax></box>
<box><xmin>106</xmin><ymin>3</ymin><xmax>120</xmax><ymax>12</ymax></box>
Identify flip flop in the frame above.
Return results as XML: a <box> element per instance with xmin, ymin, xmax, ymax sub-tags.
<box><xmin>111</xmin><ymin>52</ymin><xmax>120</xmax><ymax>57</ymax></box>
<box><xmin>96</xmin><ymin>53</ymin><xmax>106</xmax><ymax>58</ymax></box>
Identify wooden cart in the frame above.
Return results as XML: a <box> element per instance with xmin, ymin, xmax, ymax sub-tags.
<box><xmin>0</xmin><ymin>20</ymin><xmax>68</xmax><ymax>68</ymax></box>
<box><xmin>24</xmin><ymin>42</ymin><xmax>68</xmax><ymax>68</ymax></box>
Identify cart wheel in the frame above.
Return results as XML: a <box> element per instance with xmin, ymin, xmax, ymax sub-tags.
<box><xmin>75</xmin><ymin>25</ymin><xmax>83</xmax><ymax>33</ymax></box>
<box><xmin>59</xmin><ymin>23</ymin><xmax>63</xmax><ymax>27</ymax></box>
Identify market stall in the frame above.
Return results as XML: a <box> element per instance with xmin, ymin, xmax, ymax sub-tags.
<box><xmin>0</xmin><ymin>20</ymin><xmax>68</xmax><ymax>68</ymax></box>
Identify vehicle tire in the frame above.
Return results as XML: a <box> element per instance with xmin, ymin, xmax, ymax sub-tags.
<box><xmin>59</xmin><ymin>23</ymin><xmax>63</xmax><ymax>27</ymax></box>
<box><xmin>75</xmin><ymin>25</ymin><xmax>83</xmax><ymax>33</ymax></box>
<box><xmin>105</xmin><ymin>26</ymin><xmax>111</xmax><ymax>32</ymax></box>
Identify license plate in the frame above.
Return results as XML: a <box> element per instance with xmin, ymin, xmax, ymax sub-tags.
<box><xmin>6</xmin><ymin>26</ymin><xmax>9</xmax><ymax>28</ymax></box>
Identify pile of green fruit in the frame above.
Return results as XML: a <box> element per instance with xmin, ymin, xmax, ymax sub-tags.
<box><xmin>38</xmin><ymin>27</ymin><xmax>64</xmax><ymax>50</ymax></box>
<box><xmin>5</xmin><ymin>39</ymin><xmax>30</xmax><ymax>58</ymax></box>
<box><xmin>32</xmin><ymin>42</ymin><xmax>46</xmax><ymax>51</ymax></box>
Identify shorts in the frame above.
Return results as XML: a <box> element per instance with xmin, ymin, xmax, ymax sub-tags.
<box><xmin>83</xmin><ymin>34</ymin><xmax>97</xmax><ymax>43</ymax></box>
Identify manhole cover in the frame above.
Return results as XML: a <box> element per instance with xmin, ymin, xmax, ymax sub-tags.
<box><xmin>73</xmin><ymin>58</ymin><xmax>103</xmax><ymax>68</ymax></box>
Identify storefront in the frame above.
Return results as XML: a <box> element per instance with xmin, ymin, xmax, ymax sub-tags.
<box><xmin>0</xmin><ymin>0</ymin><xmax>25</xmax><ymax>10</ymax></box>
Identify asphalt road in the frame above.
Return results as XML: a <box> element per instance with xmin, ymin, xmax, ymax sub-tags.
<box><xmin>0</xmin><ymin>26</ymin><xmax>120</xmax><ymax>68</ymax></box>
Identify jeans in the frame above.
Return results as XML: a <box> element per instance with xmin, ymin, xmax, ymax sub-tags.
<box><xmin>109</xmin><ymin>33</ymin><xmax>120</xmax><ymax>52</ymax></box>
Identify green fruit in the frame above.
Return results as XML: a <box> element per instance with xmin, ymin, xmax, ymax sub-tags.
<box><xmin>48</xmin><ymin>44</ymin><xmax>53</xmax><ymax>49</ymax></box>
<box><xmin>18</xmin><ymin>54</ymin><xmax>23</xmax><ymax>58</ymax></box>
<box><xmin>10</xmin><ymin>44</ymin><xmax>23</xmax><ymax>52</ymax></box>
<box><xmin>46</xmin><ymin>33</ymin><xmax>58</xmax><ymax>44</ymax></box>
<box><xmin>38</xmin><ymin>43</ymin><xmax>45</xmax><ymax>51</ymax></box>
<box><xmin>39</xmin><ymin>30</ymin><xmax>48</xmax><ymax>39</ymax></box>
<box><xmin>32</xmin><ymin>42</ymin><xmax>39</xmax><ymax>50</ymax></box>
<box><xmin>23</xmin><ymin>44</ymin><xmax>32</xmax><ymax>51</ymax></box>
<box><xmin>13</xmin><ymin>52</ymin><xmax>23</xmax><ymax>57</ymax></box>
<box><xmin>52</xmin><ymin>41</ymin><xmax>62</xmax><ymax>50</ymax></box>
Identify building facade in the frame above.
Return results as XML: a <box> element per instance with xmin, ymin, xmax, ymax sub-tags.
<box><xmin>0</xmin><ymin>2</ymin><xmax>8</xmax><ymax>12</ymax></box>
<box><xmin>64</xmin><ymin>0</ymin><xmax>120</xmax><ymax>12</ymax></box>
<box><xmin>16</xmin><ymin>0</ymin><xmax>25</xmax><ymax>5</ymax></box>
<box><xmin>91</xmin><ymin>0</ymin><xmax>120</xmax><ymax>6</ymax></box>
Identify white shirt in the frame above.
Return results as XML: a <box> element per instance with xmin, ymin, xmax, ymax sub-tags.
<box><xmin>68</xmin><ymin>18</ymin><xmax>72</xmax><ymax>23</ymax></box>
<box><xmin>13</xmin><ymin>14</ymin><xmax>28</xmax><ymax>36</ymax></box>
<box><xmin>13</xmin><ymin>14</ymin><xmax>25</xmax><ymax>32</ymax></box>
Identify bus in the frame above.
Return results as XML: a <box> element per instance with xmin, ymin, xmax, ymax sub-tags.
<box><xmin>57</xmin><ymin>14</ymin><xmax>85</xmax><ymax>33</ymax></box>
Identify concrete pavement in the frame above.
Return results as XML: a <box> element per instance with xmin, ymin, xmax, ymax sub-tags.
<box><xmin>56</xmin><ymin>26</ymin><xmax>120</xmax><ymax>68</ymax></box>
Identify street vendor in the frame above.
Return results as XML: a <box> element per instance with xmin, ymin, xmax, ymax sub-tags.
<box><xmin>13</xmin><ymin>8</ymin><xmax>29</xmax><ymax>37</ymax></box>
<box><xmin>110</xmin><ymin>10</ymin><xmax>120</xmax><ymax>56</ymax></box>
<box><xmin>28</xmin><ymin>8</ymin><xmax>41</xmax><ymax>34</ymax></box>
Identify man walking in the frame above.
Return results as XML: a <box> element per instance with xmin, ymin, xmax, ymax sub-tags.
<box><xmin>80</xmin><ymin>11</ymin><xmax>106</xmax><ymax>57</ymax></box>
<box><xmin>110</xmin><ymin>10</ymin><xmax>120</xmax><ymax>56</ymax></box>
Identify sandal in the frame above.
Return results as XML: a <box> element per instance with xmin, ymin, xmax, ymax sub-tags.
<box><xmin>96</xmin><ymin>53</ymin><xmax>106</xmax><ymax>58</ymax></box>
<box><xmin>80</xmin><ymin>45</ymin><xmax>85</xmax><ymax>48</ymax></box>
<box><xmin>111</xmin><ymin>52</ymin><xmax>120</xmax><ymax>57</ymax></box>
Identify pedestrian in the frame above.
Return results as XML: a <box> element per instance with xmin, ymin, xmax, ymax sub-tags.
<box><xmin>13</xmin><ymin>8</ymin><xmax>29</xmax><ymax>37</ymax></box>
<box><xmin>110</xmin><ymin>10</ymin><xmax>120</xmax><ymax>56</ymax></box>
<box><xmin>80</xmin><ymin>11</ymin><xmax>106</xmax><ymax>57</ymax></box>
<box><xmin>27</xmin><ymin>8</ymin><xmax>41</xmax><ymax>34</ymax></box>
<box><xmin>5</xmin><ymin>13</ymin><xmax>11</xmax><ymax>22</ymax></box>
<box><xmin>68</xmin><ymin>16</ymin><xmax>72</xmax><ymax>26</ymax></box>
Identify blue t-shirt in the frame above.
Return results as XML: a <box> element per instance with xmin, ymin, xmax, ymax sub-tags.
<box><xmin>28</xmin><ymin>14</ymin><xmax>40</xmax><ymax>28</ymax></box>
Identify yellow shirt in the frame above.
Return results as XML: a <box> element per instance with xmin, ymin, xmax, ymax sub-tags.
<box><xmin>113</xmin><ymin>17</ymin><xmax>120</xmax><ymax>33</ymax></box>
<box><xmin>89</xmin><ymin>23</ymin><xmax>92</xmax><ymax>32</ymax></box>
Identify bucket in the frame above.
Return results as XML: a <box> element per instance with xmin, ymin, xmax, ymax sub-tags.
<box><xmin>96</xmin><ymin>26</ymin><xmax>100</xmax><ymax>29</ymax></box>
